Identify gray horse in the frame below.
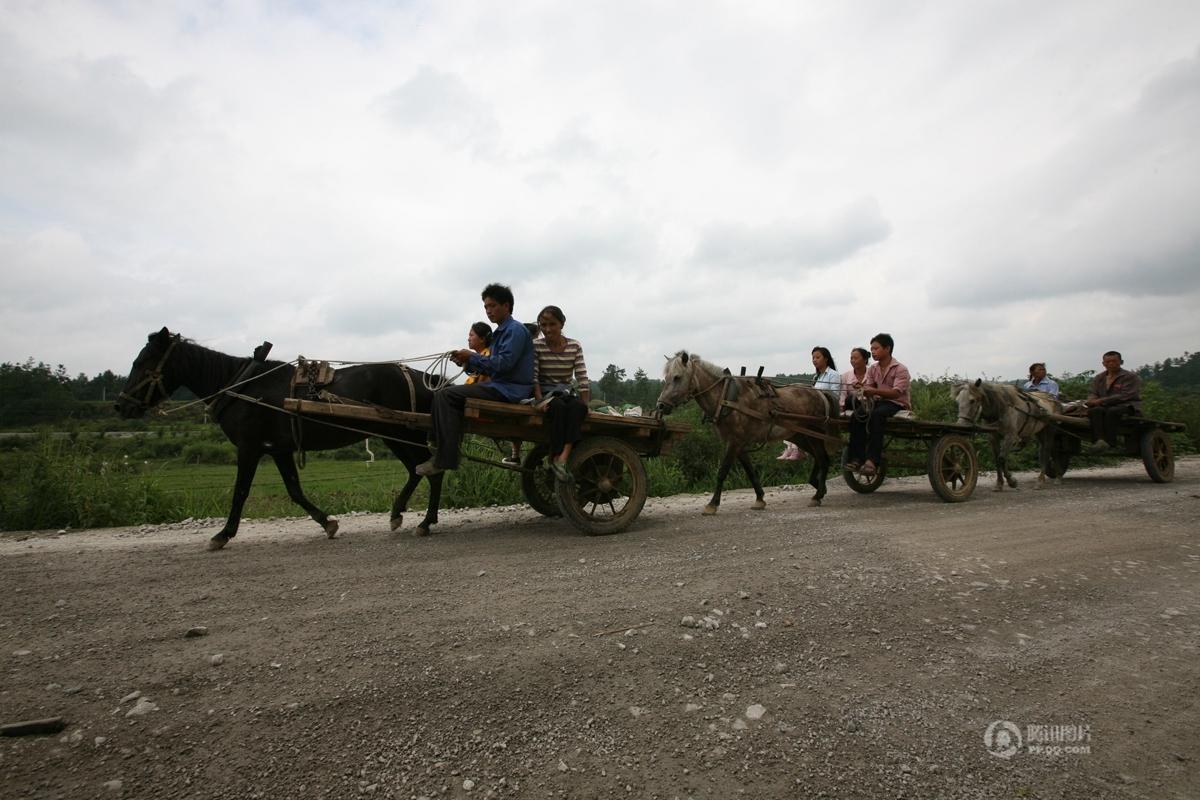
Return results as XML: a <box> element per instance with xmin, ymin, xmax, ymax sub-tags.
<box><xmin>954</xmin><ymin>379</ymin><xmax>1061</xmax><ymax>491</ymax></box>
<box><xmin>656</xmin><ymin>351</ymin><xmax>837</xmax><ymax>513</ymax></box>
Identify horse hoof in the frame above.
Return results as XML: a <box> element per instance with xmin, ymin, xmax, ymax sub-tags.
<box><xmin>413</xmin><ymin>526</ymin><xmax>431</xmax><ymax>537</ymax></box>
<box><xmin>325</xmin><ymin>520</ymin><xmax>340</xmax><ymax>539</ymax></box>
<box><xmin>992</xmin><ymin>486</ymin><xmax>1004</xmax><ymax>492</ymax></box>
<box><xmin>808</xmin><ymin>498</ymin><xmax>822</xmax><ymax>508</ymax></box>
<box><xmin>207</xmin><ymin>536</ymin><xmax>228</xmax><ymax>551</ymax></box>
<box><xmin>751</xmin><ymin>500</ymin><xmax>766</xmax><ymax>511</ymax></box>
<box><xmin>390</xmin><ymin>515</ymin><xmax>403</xmax><ymax>532</ymax></box>
<box><xmin>702</xmin><ymin>505</ymin><xmax>718</xmax><ymax>516</ymax></box>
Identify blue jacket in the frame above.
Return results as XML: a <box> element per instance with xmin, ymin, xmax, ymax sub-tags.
<box><xmin>466</xmin><ymin>316</ymin><xmax>534</xmax><ymax>401</ymax></box>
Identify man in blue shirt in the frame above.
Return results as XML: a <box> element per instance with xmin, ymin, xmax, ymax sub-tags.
<box><xmin>417</xmin><ymin>284</ymin><xmax>534</xmax><ymax>475</ymax></box>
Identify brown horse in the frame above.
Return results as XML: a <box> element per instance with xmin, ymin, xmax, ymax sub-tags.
<box><xmin>656</xmin><ymin>351</ymin><xmax>837</xmax><ymax>513</ymax></box>
<box><xmin>954</xmin><ymin>379</ymin><xmax>1061</xmax><ymax>490</ymax></box>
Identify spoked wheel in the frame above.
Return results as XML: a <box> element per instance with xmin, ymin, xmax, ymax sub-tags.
<box><xmin>842</xmin><ymin>447</ymin><xmax>886</xmax><ymax>493</ymax></box>
<box><xmin>557</xmin><ymin>436</ymin><xmax>648</xmax><ymax>535</ymax></box>
<box><xmin>1140</xmin><ymin>429</ymin><xmax>1175</xmax><ymax>483</ymax></box>
<box><xmin>927</xmin><ymin>434</ymin><xmax>978</xmax><ymax>502</ymax></box>
<box><xmin>520</xmin><ymin>444</ymin><xmax>562</xmax><ymax>517</ymax></box>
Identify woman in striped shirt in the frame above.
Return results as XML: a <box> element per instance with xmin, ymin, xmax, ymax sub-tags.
<box><xmin>533</xmin><ymin>305</ymin><xmax>590</xmax><ymax>482</ymax></box>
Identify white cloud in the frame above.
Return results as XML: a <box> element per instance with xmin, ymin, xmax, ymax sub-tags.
<box><xmin>1</xmin><ymin>1</ymin><xmax>1199</xmax><ymax>384</ymax></box>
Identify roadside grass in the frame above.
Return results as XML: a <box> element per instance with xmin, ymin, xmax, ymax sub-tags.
<box><xmin>3</xmin><ymin>377</ymin><xmax>1191</xmax><ymax>531</ymax></box>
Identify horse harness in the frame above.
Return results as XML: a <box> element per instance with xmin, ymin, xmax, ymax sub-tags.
<box><xmin>288</xmin><ymin>359</ymin><xmax>420</xmax><ymax>467</ymax></box>
<box><xmin>698</xmin><ymin>370</ymin><xmax>845</xmax><ymax>447</ymax></box>
<box><xmin>116</xmin><ymin>333</ymin><xmax>182</xmax><ymax>413</ymax></box>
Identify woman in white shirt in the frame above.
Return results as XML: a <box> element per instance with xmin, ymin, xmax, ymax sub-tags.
<box><xmin>779</xmin><ymin>347</ymin><xmax>843</xmax><ymax>461</ymax></box>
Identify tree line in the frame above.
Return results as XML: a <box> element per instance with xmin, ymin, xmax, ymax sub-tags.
<box><xmin>4</xmin><ymin>351</ymin><xmax>1199</xmax><ymax>429</ymax></box>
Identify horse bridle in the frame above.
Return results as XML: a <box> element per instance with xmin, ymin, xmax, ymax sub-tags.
<box><xmin>117</xmin><ymin>334</ymin><xmax>181</xmax><ymax>412</ymax></box>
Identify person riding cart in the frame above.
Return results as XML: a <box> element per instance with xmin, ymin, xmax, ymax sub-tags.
<box><xmin>845</xmin><ymin>333</ymin><xmax>911</xmax><ymax>478</ymax></box>
<box><xmin>417</xmin><ymin>283</ymin><xmax>534</xmax><ymax>476</ymax></box>
<box><xmin>1084</xmin><ymin>350</ymin><xmax>1142</xmax><ymax>453</ymax></box>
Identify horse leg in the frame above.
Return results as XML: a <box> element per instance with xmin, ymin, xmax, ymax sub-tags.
<box><xmin>737</xmin><ymin>451</ymin><xmax>767</xmax><ymax>510</ymax></box>
<box><xmin>1001</xmin><ymin>433</ymin><xmax>1020</xmax><ymax>489</ymax></box>
<box><xmin>989</xmin><ymin>434</ymin><xmax>1006</xmax><ymax>492</ymax></box>
<box><xmin>704</xmin><ymin>445</ymin><xmax>740</xmax><ymax>515</ymax></box>
<box><xmin>1035</xmin><ymin>430</ymin><xmax>1052</xmax><ymax>490</ymax></box>
<box><xmin>414</xmin><ymin>472</ymin><xmax>443</xmax><ymax>537</ymax></box>
<box><xmin>272</xmin><ymin>453</ymin><xmax>339</xmax><ymax>539</ymax></box>
<box><xmin>210</xmin><ymin>447</ymin><xmax>261</xmax><ymax>551</ymax></box>
<box><xmin>806</xmin><ymin>443</ymin><xmax>831</xmax><ymax>507</ymax></box>
<box><xmin>389</xmin><ymin>465</ymin><xmax>421</xmax><ymax>532</ymax></box>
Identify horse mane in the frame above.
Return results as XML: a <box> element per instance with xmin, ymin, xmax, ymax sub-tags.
<box><xmin>671</xmin><ymin>350</ymin><xmax>726</xmax><ymax>381</ymax></box>
<box><xmin>171</xmin><ymin>337</ymin><xmax>273</xmax><ymax>392</ymax></box>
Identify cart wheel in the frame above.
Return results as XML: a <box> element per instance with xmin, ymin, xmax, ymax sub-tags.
<box><xmin>927</xmin><ymin>434</ymin><xmax>978</xmax><ymax>502</ymax></box>
<box><xmin>520</xmin><ymin>444</ymin><xmax>562</xmax><ymax>517</ymax></box>
<box><xmin>1140</xmin><ymin>429</ymin><xmax>1174</xmax><ymax>483</ymax></box>
<box><xmin>841</xmin><ymin>447</ymin><xmax>886</xmax><ymax>493</ymax></box>
<box><xmin>556</xmin><ymin>436</ymin><xmax>648</xmax><ymax>535</ymax></box>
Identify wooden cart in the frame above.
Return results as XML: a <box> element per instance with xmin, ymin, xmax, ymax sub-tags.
<box><xmin>831</xmin><ymin>416</ymin><xmax>998</xmax><ymax>503</ymax></box>
<box><xmin>1038</xmin><ymin>411</ymin><xmax>1185</xmax><ymax>483</ymax></box>
<box><xmin>283</xmin><ymin>397</ymin><xmax>690</xmax><ymax>535</ymax></box>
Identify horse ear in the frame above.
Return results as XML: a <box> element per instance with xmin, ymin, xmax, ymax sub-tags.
<box><xmin>974</xmin><ymin>378</ymin><xmax>982</xmax><ymax>388</ymax></box>
<box><xmin>680</xmin><ymin>352</ymin><xmax>689</xmax><ymax>365</ymax></box>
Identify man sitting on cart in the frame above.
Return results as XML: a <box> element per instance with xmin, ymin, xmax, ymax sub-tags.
<box><xmin>417</xmin><ymin>283</ymin><xmax>534</xmax><ymax>476</ymax></box>
<box><xmin>1084</xmin><ymin>350</ymin><xmax>1142</xmax><ymax>453</ymax></box>
<box><xmin>845</xmin><ymin>332</ymin><xmax>911</xmax><ymax>478</ymax></box>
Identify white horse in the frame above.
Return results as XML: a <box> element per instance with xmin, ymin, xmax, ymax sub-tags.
<box><xmin>954</xmin><ymin>379</ymin><xmax>1061</xmax><ymax>490</ymax></box>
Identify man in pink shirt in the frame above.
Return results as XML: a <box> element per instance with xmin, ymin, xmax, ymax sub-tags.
<box><xmin>845</xmin><ymin>332</ymin><xmax>911</xmax><ymax>477</ymax></box>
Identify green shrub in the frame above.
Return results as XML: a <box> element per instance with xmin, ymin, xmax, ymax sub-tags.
<box><xmin>181</xmin><ymin>441</ymin><xmax>237</xmax><ymax>465</ymax></box>
<box><xmin>0</xmin><ymin>436</ymin><xmax>170</xmax><ymax>530</ymax></box>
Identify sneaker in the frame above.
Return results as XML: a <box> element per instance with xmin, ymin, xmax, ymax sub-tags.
<box><xmin>550</xmin><ymin>462</ymin><xmax>573</xmax><ymax>483</ymax></box>
<box><xmin>416</xmin><ymin>460</ymin><xmax>445</xmax><ymax>476</ymax></box>
<box><xmin>501</xmin><ymin>456</ymin><xmax>520</xmax><ymax>466</ymax></box>
<box><xmin>783</xmin><ymin>449</ymin><xmax>807</xmax><ymax>461</ymax></box>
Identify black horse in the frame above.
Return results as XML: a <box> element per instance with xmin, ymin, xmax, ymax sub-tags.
<box><xmin>115</xmin><ymin>327</ymin><xmax>444</xmax><ymax>550</ymax></box>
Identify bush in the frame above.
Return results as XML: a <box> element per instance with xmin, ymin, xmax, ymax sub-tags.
<box><xmin>0</xmin><ymin>436</ymin><xmax>171</xmax><ymax>530</ymax></box>
<box><xmin>181</xmin><ymin>441</ymin><xmax>237</xmax><ymax>465</ymax></box>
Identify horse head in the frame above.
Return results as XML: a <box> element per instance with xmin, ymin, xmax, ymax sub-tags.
<box><xmin>115</xmin><ymin>327</ymin><xmax>183</xmax><ymax>418</ymax></box>
<box><xmin>953</xmin><ymin>378</ymin><xmax>987</xmax><ymax>425</ymax></box>
<box><xmin>655</xmin><ymin>351</ymin><xmax>693</xmax><ymax>414</ymax></box>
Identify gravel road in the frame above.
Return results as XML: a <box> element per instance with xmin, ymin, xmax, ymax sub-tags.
<box><xmin>2</xmin><ymin>458</ymin><xmax>1197</xmax><ymax>799</ymax></box>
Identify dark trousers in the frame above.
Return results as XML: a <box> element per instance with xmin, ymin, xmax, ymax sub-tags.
<box><xmin>546</xmin><ymin>395</ymin><xmax>588</xmax><ymax>458</ymax></box>
<box><xmin>429</xmin><ymin>383</ymin><xmax>505</xmax><ymax>469</ymax></box>
<box><xmin>848</xmin><ymin>400</ymin><xmax>903</xmax><ymax>464</ymax></box>
<box><xmin>1088</xmin><ymin>404</ymin><xmax>1134</xmax><ymax>445</ymax></box>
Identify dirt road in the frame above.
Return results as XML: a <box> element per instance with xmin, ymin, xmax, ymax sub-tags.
<box><xmin>2</xmin><ymin>459</ymin><xmax>1198</xmax><ymax>799</ymax></box>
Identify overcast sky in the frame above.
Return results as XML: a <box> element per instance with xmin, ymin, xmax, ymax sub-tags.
<box><xmin>2</xmin><ymin>1</ymin><xmax>1198</xmax><ymax>385</ymax></box>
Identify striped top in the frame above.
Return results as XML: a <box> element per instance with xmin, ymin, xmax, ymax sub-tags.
<box><xmin>533</xmin><ymin>337</ymin><xmax>590</xmax><ymax>393</ymax></box>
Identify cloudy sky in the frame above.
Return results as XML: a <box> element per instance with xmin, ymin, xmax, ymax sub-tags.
<box><xmin>2</xmin><ymin>1</ymin><xmax>1198</xmax><ymax>385</ymax></box>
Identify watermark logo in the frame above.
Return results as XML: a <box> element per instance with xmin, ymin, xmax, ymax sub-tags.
<box><xmin>985</xmin><ymin>720</ymin><xmax>1092</xmax><ymax>759</ymax></box>
<box><xmin>984</xmin><ymin>720</ymin><xmax>1023</xmax><ymax>759</ymax></box>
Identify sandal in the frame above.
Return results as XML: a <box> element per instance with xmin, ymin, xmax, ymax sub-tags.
<box><xmin>844</xmin><ymin>460</ymin><xmax>861</xmax><ymax>472</ymax></box>
<box><xmin>860</xmin><ymin>461</ymin><xmax>877</xmax><ymax>477</ymax></box>
<box><xmin>550</xmin><ymin>462</ymin><xmax>573</xmax><ymax>483</ymax></box>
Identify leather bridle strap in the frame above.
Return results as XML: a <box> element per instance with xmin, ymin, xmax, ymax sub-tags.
<box><xmin>117</xmin><ymin>334</ymin><xmax>181</xmax><ymax>411</ymax></box>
